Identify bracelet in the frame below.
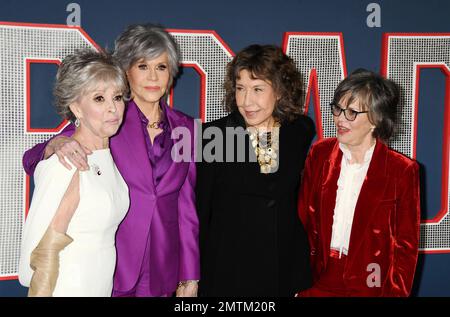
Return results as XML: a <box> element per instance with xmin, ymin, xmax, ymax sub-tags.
<box><xmin>177</xmin><ymin>280</ymin><xmax>199</xmax><ymax>287</ymax></box>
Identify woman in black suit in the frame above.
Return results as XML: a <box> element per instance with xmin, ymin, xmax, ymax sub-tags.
<box><xmin>197</xmin><ymin>44</ymin><xmax>315</xmax><ymax>297</ymax></box>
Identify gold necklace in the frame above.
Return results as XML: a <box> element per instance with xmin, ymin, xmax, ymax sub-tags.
<box><xmin>147</xmin><ymin>121</ymin><xmax>161</xmax><ymax>129</ymax></box>
<box><xmin>147</xmin><ymin>110</ymin><xmax>163</xmax><ymax>129</ymax></box>
<box><xmin>143</xmin><ymin>104</ymin><xmax>163</xmax><ymax>129</ymax></box>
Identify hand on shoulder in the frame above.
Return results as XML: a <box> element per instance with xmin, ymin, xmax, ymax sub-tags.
<box><xmin>46</xmin><ymin>136</ymin><xmax>92</xmax><ymax>171</ymax></box>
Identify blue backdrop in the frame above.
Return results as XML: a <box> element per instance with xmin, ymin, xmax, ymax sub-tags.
<box><xmin>1</xmin><ymin>0</ymin><xmax>449</xmax><ymax>297</ymax></box>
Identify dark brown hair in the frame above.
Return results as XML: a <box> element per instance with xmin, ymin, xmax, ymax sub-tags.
<box><xmin>224</xmin><ymin>44</ymin><xmax>304</xmax><ymax>123</ymax></box>
<box><xmin>332</xmin><ymin>68</ymin><xmax>399</xmax><ymax>142</ymax></box>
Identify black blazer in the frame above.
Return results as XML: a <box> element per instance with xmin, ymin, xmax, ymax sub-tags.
<box><xmin>196</xmin><ymin>111</ymin><xmax>315</xmax><ymax>297</ymax></box>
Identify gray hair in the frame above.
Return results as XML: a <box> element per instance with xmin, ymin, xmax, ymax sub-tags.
<box><xmin>53</xmin><ymin>49</ymin><xmax>128</xmax><ymax>123</ymax></box>
<box><xmin>113</xmin><ymin>23</ymin><xmax>180</xmax><ymax>87</ymax></box>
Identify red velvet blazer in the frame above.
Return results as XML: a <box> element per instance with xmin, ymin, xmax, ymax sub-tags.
<box><xmin>298</xmin><ymin>138</ymin><xmax>420</xmax><ymax>297</ymax></box>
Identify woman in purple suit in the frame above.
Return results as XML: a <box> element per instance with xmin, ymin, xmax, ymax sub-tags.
<box><xmin>23</xmin><ymin>24</ymin><xmax>199</xmax><ymax>297</ymax></box>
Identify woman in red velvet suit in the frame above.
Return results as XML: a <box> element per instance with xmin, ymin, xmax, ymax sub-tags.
<box><xmin>297</xmin><ymin>69</ymin><xmax>420</xmax><ymax>297</ymax></box>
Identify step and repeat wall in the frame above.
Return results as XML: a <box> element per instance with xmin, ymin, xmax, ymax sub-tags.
<box><xmin>1</xmin><ymin>0</ymin><xmax>450</xmax><ymax>296</ymax></box>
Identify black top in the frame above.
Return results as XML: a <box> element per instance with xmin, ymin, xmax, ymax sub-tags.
<box><xmin>196</xmin><ymin>111</ymin><xmax>315</xmax><ymax>297</ymax></box>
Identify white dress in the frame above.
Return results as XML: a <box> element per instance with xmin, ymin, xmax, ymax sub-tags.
<box><xmin>19</xmin><ymin>149</ymin><xmax>129</xmax><ymax>297</ymax></box>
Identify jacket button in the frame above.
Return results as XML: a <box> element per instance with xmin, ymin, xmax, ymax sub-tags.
<box><xmin>310</xmin><ymin>248</ymin><xmax>317</xmax><ymax>256</ymax></box>
<box><xmin>267</xmin><ymin>200</ymin><xmax>276</xmax><ymax>208</ymax></box>
<box><xmin>309</xmin><ymin>206</ymin><xmax>315</xmax><ymax>213</ymax></box>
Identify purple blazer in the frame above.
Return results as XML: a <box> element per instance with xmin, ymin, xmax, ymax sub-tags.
<box><xmin>23</xmin><ymin>101</ymin><xmax>200</xmax><ymax>296</ymax></box>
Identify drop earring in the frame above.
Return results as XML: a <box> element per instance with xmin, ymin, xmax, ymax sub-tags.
<box><xmin>74</xmin><ymin>118</ymin><xmax>80</xmax><ymax>128</ymax></box>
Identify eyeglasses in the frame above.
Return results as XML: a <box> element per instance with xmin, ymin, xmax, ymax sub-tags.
<box><xmin>330</xmin><ymin>102</ymin><xmax>368</xmax><ymax>121</ymax></box>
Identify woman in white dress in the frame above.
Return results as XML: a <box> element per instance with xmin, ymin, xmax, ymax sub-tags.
<box><xmin>18</xmin><ymin>49</ymin><xmax>130</xmax><ymax>297</ymax></box>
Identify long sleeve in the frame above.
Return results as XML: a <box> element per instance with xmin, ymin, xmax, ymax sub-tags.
<box><xmin>177</xmin><ymin>119</ymin><xmax>200</xmax><ymax>281</ymax></box>
<box><xmin>382</xmin><ymin>162</ymin><xmax>420</xmax><ymax>297</ymax></box>
<box><xmin>298</xmin><ymin>115</ymin><xmax>316</xmax><ymax>169</ymax></box>
<box><xmin>297</xmin><ymin>142</ymin><xmax>325</xmax><ymax>286</ymax></box>
<box><xmin>296</xmin><ymin>115</ymin><xmax>316</xmax><ymax>228</ymax></box>
<box><xmin>18</xmin><ymin>156</ymin><xmax>76</xmax><ymax>287</ymax></box>
<box><xmin>195</xmin><ymin>122</ymin><xmax>218</xmax><ymax>266</ymax></box>
<box><xmin>298</xmin><ymin>144</ymin><xmax>316</xmax><ymax>232</ymax></box>
<box><xmin>22</xmin><ymin>124</ymin><xmax>76</xmax><ymax>176</ymax></box>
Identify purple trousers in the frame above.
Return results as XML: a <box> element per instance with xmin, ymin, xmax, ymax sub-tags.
<box><xmin>112</xmin><ymin>230</ymin><xmax>173</xmax><ymax>297</ymax></box>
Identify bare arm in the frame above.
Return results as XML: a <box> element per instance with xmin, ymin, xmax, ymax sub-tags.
<box><xmin>49</xmin><ymin>171</ymin><xmax>80</xmax><ymax>233</ymax></box>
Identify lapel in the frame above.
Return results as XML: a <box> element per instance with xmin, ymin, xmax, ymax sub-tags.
<box><xmin>154</xmin><ymin>101</ymin><xmax>187</xmax><ymax>195</ymax></box>
<box><xmin>114</xmin><ymin>100</ymin><xmax>155</xmax><ymax>195</ymax></box>
<box><xmin>319</xmin><ymin>140</ymin><xmax>342</xmax><ymax>267</ymax></box>
<box><xmin>347</xmin><ymin>140</ymin><xmax>390</xmax><ymax>258</ymax></box>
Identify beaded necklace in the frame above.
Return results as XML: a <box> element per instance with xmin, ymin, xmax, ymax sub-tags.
<box><xmin>247</xmin><ymin>121</ymin><xmax>280</xmax><ymax>174</ymax></box>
